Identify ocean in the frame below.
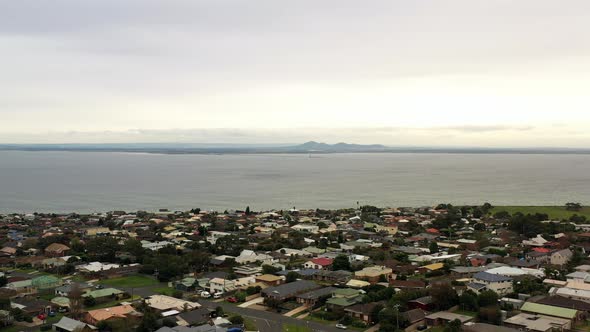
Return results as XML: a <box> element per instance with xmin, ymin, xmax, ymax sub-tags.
<box><xmin>1</xmin><ymin>151</ymin><xmax>589</xmax><ymax>213</ymax></box>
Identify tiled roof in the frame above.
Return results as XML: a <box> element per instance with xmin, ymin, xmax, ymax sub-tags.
<box><xmin>473</xmin><ymin>271</ymin><xmax>512</xmax><ymax>282</ymax></box>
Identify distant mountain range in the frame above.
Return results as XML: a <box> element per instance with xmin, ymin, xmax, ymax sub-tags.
<box><xmin>1</xmin><ymin>141</ymin><xmax>590</xmax><ymax>154</ymax></box>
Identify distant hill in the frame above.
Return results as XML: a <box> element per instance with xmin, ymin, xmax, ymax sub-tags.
<box><xmin>288</xmin><ymin>141</ymin><xmax>389</xmax><ymax>152</ymax></box>
<box><xmin>2</xmin><ymin>142</ymin><xmax>590</xmax><ymax>155</ymax></box>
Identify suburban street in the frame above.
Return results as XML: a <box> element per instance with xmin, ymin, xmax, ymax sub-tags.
<box><xmin>200</xmin><ymin>299</ymin><xmax>344</xmax><ymax>332</ymax></box>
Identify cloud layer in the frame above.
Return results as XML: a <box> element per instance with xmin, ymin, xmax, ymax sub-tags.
<box><xmin>1</xmin><ymin>1</ymin><xmax>589</xmax><ymax>146</ymax></box>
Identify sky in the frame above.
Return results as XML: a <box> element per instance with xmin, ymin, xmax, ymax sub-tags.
<box><xmin>1</xmin><ymin>0</ymin><xmax>590</xmax><ymax>147</ymax></box>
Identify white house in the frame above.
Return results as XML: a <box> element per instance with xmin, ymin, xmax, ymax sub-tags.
<box><xmin>467</xmin><ymin>271</ymin><xmax>513</xmax><ymax>296</ymax></box>
<box><xmin>550</xmin><ymin>249</ymin><xmax>573</xmax><ymax>266</ymax></box>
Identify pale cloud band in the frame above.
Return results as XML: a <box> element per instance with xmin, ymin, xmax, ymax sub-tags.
<box><xmin>1</xmin><ymin>0</ymin><xmax>589</xmax><ymax>147</ymax></box>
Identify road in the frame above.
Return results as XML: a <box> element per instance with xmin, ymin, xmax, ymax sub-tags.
<box><xmin>200</xmin><ymin>299</ymin><xmax>345</xmax><ymax>332</ymax></box>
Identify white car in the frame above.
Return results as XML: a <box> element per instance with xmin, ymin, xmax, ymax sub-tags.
<box><xmin>200</xmin><ymin>291</ymin><xmax>211</xmax><ymax>298</ymax></box>
<box><xmin>213</xmin><ymin>292</ymin><xmax>223</xmax><ymax>299</ymax></box>
<box><xmin>335</xmin><ymin>324</ymin><xmax>347</xmax><ymax>329</ymax></box>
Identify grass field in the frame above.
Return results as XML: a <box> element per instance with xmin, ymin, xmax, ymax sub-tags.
<box><xmin>98</xmin><ymin>275</ymin><xmax>158</xmax><ymax>288</ymax></box>
<box><xmin>152</xmin><ymin>286</ymin><xmax>176</xmax><ymax>296</ymax></box>
<box><xmin>492</xmin><ymin>206</ymin><xmax>590</xmax><ymax>219</ymax></box>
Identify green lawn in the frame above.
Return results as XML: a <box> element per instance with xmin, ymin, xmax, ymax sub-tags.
<box><xmin>152</xmin><ymin>286</ymin><xmax>176</xmax><ymax>296</ymax></box>
<box><xmin>283</xmin><ymin>324</ymin><xmax>311</xmax><ymax>332</ymax></box>
<box><xmin>87</xmin><ymin>295</ymin><xmax>141</xmax><ymax>310</ymax></box>
<box><xmin>98</xmin><ymin>275</ymin><xmax>158</xmax><ymax>288</ymax></box>
<box><xmin>492</xmin><ymin>206</ymin><xmax>590</xmax><ymax>219</ymax></box>
<box><xmin>242</xmin><ymin>317</ymin><xmax>257</xmax><ymax>331</ymax></box>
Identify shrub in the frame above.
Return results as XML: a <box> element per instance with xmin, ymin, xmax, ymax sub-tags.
<box><xmin>229</xmin><ymin>315</ymin><xmax>244</xmax><ymax>325</ymax></box>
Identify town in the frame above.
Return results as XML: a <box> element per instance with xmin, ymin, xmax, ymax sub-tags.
<box><xmin>1</xmin><ymin>203</ymin><xmax>590</xmax><ymax>332</ymax></box>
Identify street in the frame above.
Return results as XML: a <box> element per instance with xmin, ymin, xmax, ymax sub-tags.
<box><xmin>200</xmin><ymin>299</ymin><xmax>346</xmax><ymax>332</ymax></box>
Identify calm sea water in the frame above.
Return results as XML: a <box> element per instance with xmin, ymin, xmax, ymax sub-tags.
<box><xmin>1</xmin><ymin>151</ymin><xmax>589</xmax><ymax>213</ymax></box>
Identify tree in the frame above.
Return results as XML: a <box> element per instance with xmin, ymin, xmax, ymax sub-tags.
<box><xmin>332</xmin><ymin>254</ymin><xmax>351</xmax><ymax>271</ymax></box>
<box><xmin>370</xmin><ymin>303</ymin><xmax>385</xmax><ymax>324</ymax></box>
<box><xmin>459</xmin><ymin>290</ymin><xmax>478</xmax><ymax>311</ymax></box>
<box><xmin>0</xmin><ymin>297</ymin><xmax>10</xmax><ymax>311</ymax></box>
<box><xmin>477</xmin><ymin>290</ymin><xmax>499</xmax><ymax>308</ymax></box>
<box><xmin>136</xmin><ymin>308</ymin><xmax>161</xmax><ymax>332</ymax></box>
<box><xmin>85</xmin><ymin>236</ymin><xmax>121</xmax><ymax>262</ymax></box>
<box><xmin>443</xmin><ymin>319</ymin><xmax>463</xmax><ymax>332</ymax></box>
<box><xmin>429</xmin><ymin>241</ymin><xmax>439</xmax><ymax>254</ymax></box>
<box><xmin>215</xmin><ymin>235</ymin><xmax>247</xmax><ymax>256</ymax></box>
<box><xmin>286</xmin><ymin>271</ymin><xmax>300</xmax><ymax>283</ymax></box>
<box><xmin>245</xmin><ymin>206</ymin><xmax>251</xmax><ymax>215</ymax></box>
<box><xmin>262</xmin><ymin>264</ymin><xmax>281</xmax><ymax>275</ymax></box>
<box><xmin>0</xmin><ymin>276</ymin><xmax>7</xmax><ymax>288</ymax></box>
<box><xmin>478</xmin><ymin>306</ymin><xmax>501</xmax><ymax>325</ymax></box>
<box><xmin>69</xmin><ymin>284</ymin><xmax>84</xmax><ymax>319</ymax></box>
<box><xmin>430</xmin><ymin>283</ymin><xmax>459</xmax><ymax>310</ymax></box>
<box><xmin>566</xmin><ymin>202</ymin><xmax>582</xmax><ymax>211</ymax></box>
<box><xmin>83</xmin><ymin>296</ymin><xmax>96</xmax><ymax>307</ymax></box>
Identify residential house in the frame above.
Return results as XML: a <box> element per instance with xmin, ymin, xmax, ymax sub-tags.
<box><xmin>261</xmin><ymin>280</ymin><xmax>321</xmax><ymax>302</ymax></box>
<box><xmin>354</xmin><ymin>266</ymin><xmax>393</xmax><ymax>284</ymax></box>
<box><xmin>53</xmin><ymin>316</ymin><xmax>97</xmax><ymax>332</ymax></box>
<box><xmin>389</xmin><ymin>279</ymin><xmax>426</xmax><ymax>290</ymax></box>
<box><xmin>209</xmin><ymin>276</ymin><xmax>255</xmax><ymax>294</ymax></box>
<box><xmin>84</xmin><ymin>305</ymin><xmax>141</xmax><ymax>325</ymax></box>
<box><xmin>303</xmin><ymin>258</ymin><xmax>333</xmax><ymax>270</ymax></box>
<box><xmin>467</xmin><ymin>271</ymin><xmax>513</xmax><ymax>296</ymax></box>
<box><xmin>55</xmin><ymin>282</ymin><xmax>93</xmax><ymax>297</ymax></box>
<box><xmin>174</xmin><ymin>277</ymin><xmax>197</xmax><ymax>292</ymax></box>
<box><xmin>255</xmin><ymin>274</ymin><xmax>284</xmax><ymax>287</ymax></box>
<box><xmin>344</xmin><ymin>301</ymin><xmax>385</xmax><ymax>324</ymax></box>
<box><xmin>175</xmin><ymin>308</ymin><xmax>213</xmax><ymax>327</ymax></box>
<box><xmin>326</xmin><ymin>288</ymin><xmax>364</xmax><ymax>313</ymax></box>
<box><xmin>313</xmin><ymin>270</ymin><xmax>352</xmax><ymax>285</ymax></box>
<box><xmin>45</xmin><ymin>243</ymin><xmax>70</xmax><ymax>257</ymax></box>
<box><xmin>504</xmin><ymin>313</ymin><xmax>570</xmax><ymax>332</ymax></box>
<box><xmin>520</xmin><ymin>302</ymin><xmax>579</xmax><ymax>324</ymax></box>
<box><xmin>551</xmin><ymin>249</ymin><xmax>573</xmax><ymax>266</ymax></box>
<box><xmin>425</xmin><ymin>312</ymin><xmax>474</xmax><ymax>326</ymax></box>
<box><xmin>408</xmin><ymin>296</ymin><xmax>435</xmax><ymax>311</ymax></box>
<box><xmin>82</xmin><ymin>288</ymin><xmax>125</xmax><ymax>303</ymax></box>
<box><xmin>145</xmin><ymin>295</ymin><xmax>201</xmax><ymax>313</ymax></box>
<box><xmin>296</xmin><ymin>287</ymin><xmax>337</xmax><ymax>307</ymax></box>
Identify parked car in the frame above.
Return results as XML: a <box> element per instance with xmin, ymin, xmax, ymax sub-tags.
<box><xmin>200</xmin><ymin>291</ymin><xmax>211</xmax><ymax>298</ymax></box>
<box><xmin>213</xmin><ymin>292</ymin><xmax>223</xmax><ymax>299</ymax></box>
<box><xmin>417</xmin><ymin>325</ymin><xmax>428</xmax><ymax>331</ymax></box>
<box><xmin>335</xmin><ymin>324</ymin><xmax>347</xmax><ymax>329</ymax></box>
<box><xmin>226</xmin><ymin>296</ymin><xmax>238</xmax><ymax>303</ymax></box>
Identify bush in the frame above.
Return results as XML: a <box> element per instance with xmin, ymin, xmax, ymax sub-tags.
<box><xmin>229</xmin><ymin>315</ymin><xmax>244</xmax><ymax>325</ymax></box>
<box><xmin>40</xmin><ymin>325</ymin><xmax>52</xmax><ymax>331</ymax></box>
<box><xmin>235</xmin><ymin>291</ymin><xmax>247</xmax><ymax>303</ymax></box>
<box><xmin>351</xmin><ymin>320</ymin><xmax>367</xmax><ymax>328</ymax></box>
<box><xmin>172</xmin><ymin>290</ymin><xmax>184</xmax><ymax>299</ymax></box>
<box><xmin>339</xmin><ymin>315</ymin><xmax>353</xmax><ymax>325</ymax></box>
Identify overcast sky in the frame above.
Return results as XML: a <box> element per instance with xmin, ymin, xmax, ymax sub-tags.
<box><xmin>1</xmin><ymin>0</ymin><xmax>589</xmax><ymax>146</ymax></box>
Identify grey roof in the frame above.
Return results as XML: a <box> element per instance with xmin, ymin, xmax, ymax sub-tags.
<box><xmin>262</xmin><ymin>280</ymin><xmax>320</xmax><ymax>298</ymax></box>
<box><xmin>53</xmin><ymin>317</ymin><xmax>95</xmax><ymax>332</ymax></box>
<box><xmin>276</xmin><ymin>269</ymin><xmax>319</xmax><ymax>277</ymax></box>
<box><xmin>178</xmin><ymin>308</ymin><xmax>212</xmax><ymax>325</ymax></box>
<box><xmin>473</xmin><ymin>271</ymin><xmax>512</xmax><ymax>282</ymax></box>
<box><xmin>296</xmin><ymin>287</ymin><xmax>337</xmax><ymax>300</ymax></box>
<box><xmin>451</xmin><ymin>266</ymin><xmax>486</xmax><ymax>274</ymax></box>
<box><xmin>467</xmin><ymin>282</ymin><xmax>487</xmax><ymax>290</ymax></box>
